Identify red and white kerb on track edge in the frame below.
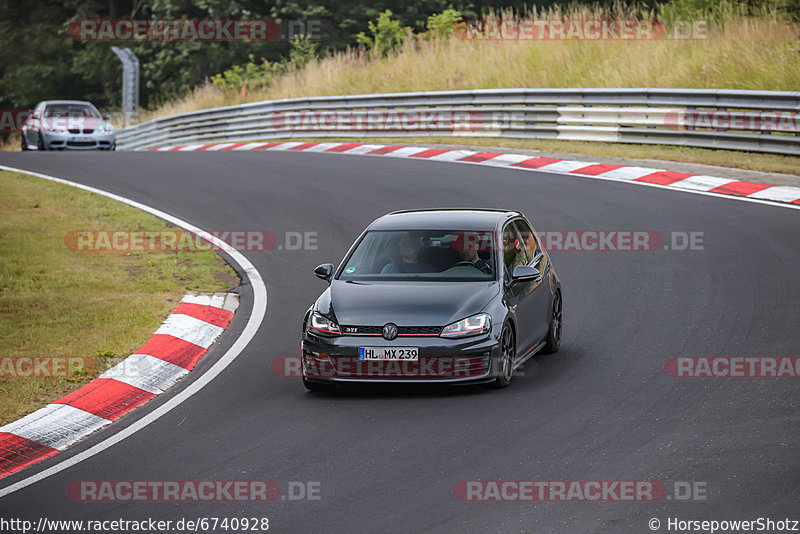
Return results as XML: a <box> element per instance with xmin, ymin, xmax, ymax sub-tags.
<box><xmin>0</xmin><ymin>292</ymin><xmax>238</xmax><ymax>480</ymax></box>
<box><xmin>147</xmin><ymin>141</ymin><xmax>800</xmax><ymax>206</ymax></box>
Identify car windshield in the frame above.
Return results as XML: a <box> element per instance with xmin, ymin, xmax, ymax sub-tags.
<box><xmin>44</xmin><ymin>104</ymin><xmax>99</xmax><ymax>118</ymax></box>
<box><xmin>339</xmin><ymin>230</ymin><xmax>496</xmax><ymax>281</ymax></box>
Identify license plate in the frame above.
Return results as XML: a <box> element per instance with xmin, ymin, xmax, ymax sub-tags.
<box><xmin>71</xmin><ymin>136</ymin><xmax>92</xmax><ymax>142</ymax></box>
<box><xmin>358</xmin><ymin>347</ymin><xmax>419</xmax><ymax>360</ymax></box>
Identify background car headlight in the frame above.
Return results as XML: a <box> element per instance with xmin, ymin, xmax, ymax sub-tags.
<box><xmin>308</xmin><ymin>312</ymin><xmax>341</xmax><ymax>336</ymax></box>
<box><xmin>440</xmin><ymin>313</ymin><xmax>491</xmax><ymax>338</ymax></box>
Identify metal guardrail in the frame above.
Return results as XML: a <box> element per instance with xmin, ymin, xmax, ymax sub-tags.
<box><xmin>117</xmin><ymin>88</ymin><xmax>800</xmax><ymax>155</ymax></box>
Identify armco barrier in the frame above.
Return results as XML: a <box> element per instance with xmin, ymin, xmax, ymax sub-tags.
<box><xmin>116</xmin><ymin>88</ymin><xmax>800</xmax><ymax>155</ymax></box>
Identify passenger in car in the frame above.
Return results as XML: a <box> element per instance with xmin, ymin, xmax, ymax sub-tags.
<box><xmin>381</xmin><ymin>234</ymin><xmax>436</xmax><ymax>273</ymax></box>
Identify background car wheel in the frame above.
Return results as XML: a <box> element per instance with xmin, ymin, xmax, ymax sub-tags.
<box><xmin>543</xmin><ymin>291</ymin><xmax>562</xmax><ymax>354</ymax></box>
<box><xmin>491</xmin><ymin>324</ymin><xmax>515</xmax><ymax>388</ymax></box>
<box><xmin>303</xmin><ymin>377</ymin><xmax>336</xmax><ymax>393</ymax></box>
<box><xmin>20</xmin><ymin>135</ymin><xmax>28</xmax><ymax>151</ymax></box>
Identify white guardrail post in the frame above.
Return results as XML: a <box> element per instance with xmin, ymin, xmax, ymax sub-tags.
<box><xmin>117</xmin><ymin>88</ymin><xmax>800</xmax><ymax>156</ymax></box>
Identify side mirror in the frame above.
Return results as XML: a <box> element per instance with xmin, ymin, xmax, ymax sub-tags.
<box><xmin>102</xmin><ymin>114</ymin><xmax>111</xmax><ymax>120</ymax></box>
<box><xmin>511</xmin><ymin>265</ymin><xmax>541</xmax><ymax>283</ymax></box>
<box><xmin>314</xmin><ymin>263</ymin><xmax>334</xmax><ymax>283</ymax></box>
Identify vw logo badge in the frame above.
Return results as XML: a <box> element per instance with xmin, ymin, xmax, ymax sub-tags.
<box><xmin>382</xmin><ymin>323</ymin><xmax>398</xmax><ymax>340</ymax></box>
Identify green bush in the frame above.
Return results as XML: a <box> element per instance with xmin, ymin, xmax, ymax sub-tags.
<box><xmin>356</xmin><ymin>10</ymin><xmax>411</xmax><ymax>56</ymax></box>
<box><xmin>210</xmin><ymin>55</ymin><xmax>286</xmax><ymax>92</ymax></box>
<box><xmin>426</xmin><ymin>9</ymin><xmax>463</xmax><ymax>40</ymax></box>
<box><xmin>289</xmin><ymin>34</ymin><xmax>319</xmax><ymax>69</ymax></box>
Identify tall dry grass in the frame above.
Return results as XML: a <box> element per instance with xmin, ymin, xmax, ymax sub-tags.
<box><xmin>139</xmin><ymin>5</ymin><xmax>800</xmax><ymax>122</ymax></box>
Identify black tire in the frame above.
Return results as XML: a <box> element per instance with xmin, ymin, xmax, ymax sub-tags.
<box><xmin>543</xmin><ymin>291</ymin><xmax>562</xmax><ymax>354</ymax></box>
<box><xmin>37</xmin><ymin>134</ymin><xmax>46</xmax><ymax>151</ymax></box>
<box><xmin>303</xmin><ymin>377</ymin><xmax>335</xmax><ymax>393</ymax></box>
<box><xmin>491</xmin><ymin>323</ymin><xmax>515</xmax><ymax>388</ymax></box>
<box><xmin>20</xmin><ymin>134</ymin><xmax>28</xmax><ymax>151</ymax></box>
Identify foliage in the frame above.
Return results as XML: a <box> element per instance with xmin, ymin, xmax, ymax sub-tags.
<box><xmin>426</xmin><ymin>9</ymin><xmax>463</xmax><ymax>39</ymax></box>
<box><xmin>356</xmin><ymin>10</ymin><xmax>412</xmax><ymax>56</ymax></box>
<box><xmin>289</xmin><ymin>35</ymin><xmax>319</xmax><ymax>68</ymax></box>
<box><xmin>210</xmin><ymin>55</ymin><xmax>286</xmax><ymax>91</ymax></box>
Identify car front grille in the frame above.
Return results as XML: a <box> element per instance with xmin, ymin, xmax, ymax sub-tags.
<box><xmin>68</xmin><ymin>128</ymin><xmax>95</xmax><ymax>134</ymax></box>
<box><xmin>328</xmin><ymin>355</ymin><xmax>488</xmax><ymax>379</ymax></box>
<box><xmin>341</xmin><ymin>325</ymin><xmax>442</xmax><ymax>336</ymax></box>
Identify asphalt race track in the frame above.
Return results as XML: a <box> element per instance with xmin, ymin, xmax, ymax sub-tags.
<box><xmin>0</xmin><ymin>151</ymin><xmax>798</xmax><ymax>533</ymax></box>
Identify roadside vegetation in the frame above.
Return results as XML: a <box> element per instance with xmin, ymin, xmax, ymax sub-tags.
<box><xmin>2</xmin><ymin>0</ymin><xmax>796</xmax><ymax>169</ymax></box>
<box><xmin>0</xmin><ymin>171</ymin><xmax>239</xmax><ymax>425</ymax></box>
<box><xmin>147</xmin><ymin>1</ymin><xmax>799</xmax><ymax>119</ymax></box>
<box><xmin>120</xmin><ymin>0</ymin><xmax>800</xmax><ymax>174</ymax></box>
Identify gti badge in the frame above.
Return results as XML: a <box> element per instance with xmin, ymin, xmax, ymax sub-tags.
<box><xmin>382</xmin><ymin>323</ymin><xmax>398</xmax><ymax>340</ymax></box>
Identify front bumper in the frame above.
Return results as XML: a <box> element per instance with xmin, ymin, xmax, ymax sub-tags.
<box><xmin>301</xmin><ymin>331</ymin><xmax>501</xmax><ymax>384</ymax></box>
<box><xmin>41</xmin><ymin>131</ymin><xmax>116</xmax><ymax>150</ymax></box>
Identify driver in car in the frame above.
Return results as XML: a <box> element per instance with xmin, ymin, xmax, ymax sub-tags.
<box><xmin>381</xmin><ymin>234</ymin><xmax>435</xmax><ymax>273</ymax></box>
<box><xmin>455</xmin><ymin>241</ymin><xmax>493</xmax><ymax>275</ymax></box>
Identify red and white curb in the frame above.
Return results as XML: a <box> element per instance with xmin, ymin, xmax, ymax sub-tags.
<box><xmin>147</xmin><ymin>141</ymin><xmax>800</xmax><ymax>205</ymax></box>
<box><xmin>0</xmin><ymin>292</ymin><xmax>238</xmax><ymax>479</ymax></box>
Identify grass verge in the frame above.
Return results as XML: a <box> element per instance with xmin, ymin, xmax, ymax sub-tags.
<box><xmin>0</xmin><ymin>171</ymin><xmax>239</xmax><ymax>425</ymax></box>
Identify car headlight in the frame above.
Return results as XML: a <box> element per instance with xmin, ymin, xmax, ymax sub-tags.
<box><xmin>100</xmin><ymin>123</ymin><xmax>114</xmax><ymax>133</ymax></box>
<box><xmin>440</xmin><ymin>313</ymin><xmax>491</xmax><ymax>338</ymax></box>
<box><xmin>307</xmin><ymin>311</ymin><xmax>341</xmax><ymax>337</ymax></box>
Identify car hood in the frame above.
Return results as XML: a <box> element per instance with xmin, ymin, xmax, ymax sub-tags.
<box><xmin>323</xmin><ymin>280</ymin><xmax>500</xmax><ymax>327</ymax></box>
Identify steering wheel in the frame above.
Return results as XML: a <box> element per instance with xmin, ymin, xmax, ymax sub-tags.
<box><xmin>454</xmin><ymin>260</ymin><xmax>493</xmax><ymax>275</ymax></box>
<box><xmin>454</xmin><ymin>260</ymin><xmax>482</xmax><ymax>269</ymax></box>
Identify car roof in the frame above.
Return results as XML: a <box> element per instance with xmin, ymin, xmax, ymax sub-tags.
<box><xmin>368</xmin><ymin>208</ymin><xmax>522</xmax><ymax>231</ymax></box>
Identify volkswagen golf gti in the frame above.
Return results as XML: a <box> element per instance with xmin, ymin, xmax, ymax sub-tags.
<box><xmin>301</xmin><ymin>209</ymin><xmax>562</xmax><ymax>391</ymax></box>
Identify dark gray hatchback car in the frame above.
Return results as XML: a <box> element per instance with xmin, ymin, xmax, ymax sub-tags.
<box><xmin>301</xmin><ymin>208</ymin><xmax>563</xmax><ymax>391</ymax></box>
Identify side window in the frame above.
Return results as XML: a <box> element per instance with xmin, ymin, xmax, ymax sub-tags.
<box><xmin>514</xmin><ymin>219</ymin><xmax>541</xmax><ymax>262</ymax></box>
<box><xmin>502</xmin><ymin>223</ymin><xmax>527</xmax><ymax>277</ymax></box>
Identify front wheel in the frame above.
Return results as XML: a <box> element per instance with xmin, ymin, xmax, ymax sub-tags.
<box><xmin>37</xmin><ymin>134</ymin><xmax>46</xmax><ymax>151</ymax></box>
<box><xmin>543</xmin><ymin>291</ymin><xmax>562</xmax><ymax>354</ymax></box>
<box><xmin>491</xmin><ymin>324</ymin><xmax>515</xmax><ymax>388</ymax></box>
<box><xmin>20</xmin><ymin>134</ymin><xmax>28</xmax><ymax>151</ymax></box>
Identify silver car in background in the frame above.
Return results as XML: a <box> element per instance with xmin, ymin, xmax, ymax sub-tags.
<box><xmin>21</xmin><ymin>100</ymin><xmax>115</xmax><ymax>151</ymax></box>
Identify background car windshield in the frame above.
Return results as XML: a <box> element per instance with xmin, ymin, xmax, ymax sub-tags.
<box><xmin>44</xmin><ymin>104</ymin><xmax>99</xmax><ymax>118</ymax></box>
<box><xmin>339</xmin><ymin>230</ymin><xmax>496</xmax><ymax>281</ymax></box>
